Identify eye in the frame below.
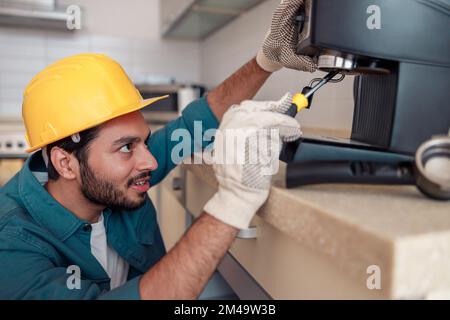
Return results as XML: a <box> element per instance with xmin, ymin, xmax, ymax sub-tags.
<box><xmin>119</xmin><ymin>143</ymin><xmax>133</xmax><ymax>153</ymax></box>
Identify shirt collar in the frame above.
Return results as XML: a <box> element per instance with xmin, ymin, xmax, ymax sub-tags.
<box><xmin>17</xmin><ymin>152</ymin><xmax>160</xmax><ymax>269</ymax></box>
<box><xmin>18</xmin><ymin>152</ymin><xmax>85</xmax><ymax>241</ymax></box>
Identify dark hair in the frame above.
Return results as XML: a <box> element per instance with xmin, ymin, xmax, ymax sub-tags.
<box><xmin>46</xmin><ymin>126</ymin><xmax>101</xmax><ymax>180</ymax></box>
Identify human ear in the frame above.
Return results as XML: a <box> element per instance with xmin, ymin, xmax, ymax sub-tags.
<box><xmin>49</xmin><ymin>147</ymin><xmax>79</xmax><ymax>180</ymax></box>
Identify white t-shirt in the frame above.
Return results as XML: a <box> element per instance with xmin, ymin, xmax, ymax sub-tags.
<box><xmin>90</xmin><ymin>214</ymin><xmax>129</xmax><ymax>289</ymax></box>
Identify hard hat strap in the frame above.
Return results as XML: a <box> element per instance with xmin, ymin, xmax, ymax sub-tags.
<box><xmin>42</xmin><ymin>147</ymin><xmax>49</xmax><ymax>168</ymax></box>
<box><xmin>71</xmin><ymin>133</ymin><xmax>81</xmax><ymax>143</ymax></box>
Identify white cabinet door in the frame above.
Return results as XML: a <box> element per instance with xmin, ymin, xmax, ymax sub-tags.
<box><xmin>154</xmin><ymin>167</ymin><xmax>188</xmax><ymax>250</ymax></box>
<box><xmin>184</xmin><ymin>169</ymin><xmax>387</xmax><ymax>299</ymax></box>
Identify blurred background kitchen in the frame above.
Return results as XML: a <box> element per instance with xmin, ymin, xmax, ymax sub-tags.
<box><xmin>0</xmin><ymin>0</ymin><xmax>355</xmax><ymax>186</ymax></box>
<box><xmin>0</xmin><ymin>0</ymin><xmax>359</xmax><ymax>299</ymax></box>
<box><xmin>1</xmin><ymin>0</ymin><xmax>449</xmax><ymax>301</ymax></box>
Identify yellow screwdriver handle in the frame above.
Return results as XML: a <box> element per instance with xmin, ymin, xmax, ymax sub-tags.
<box><xmin>286</xmin><ymin>93</ymin><xmax>309</xmax><ymax>117</ymax></box>
<box><xmin>292</xmin><ymin>93</ymin><xmax>309</xmax><ymax>113</ymax></box>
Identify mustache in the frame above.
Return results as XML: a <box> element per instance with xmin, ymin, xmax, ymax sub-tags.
<box><xmin>127</xmin><ymin>171</ymin><xmax>152</xmax><ymax>187</ymax></box>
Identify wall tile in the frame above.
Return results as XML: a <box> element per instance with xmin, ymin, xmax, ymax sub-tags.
<box><xmin>0</xmin><ymin>28</ymin><xmax>46</xmax><ymax>59</ymax></box>
<box><xmin>0</xmin><ymin>57</ymin><xmax>45</xmax><ymax>74</ymax></box>
<box><xmin>0</xmin><ymin>72</ymin><xmax>35</xmax><ymax>90</ymax></box>
<box><xmin>0</xmin><ymin>99</ymin><xmax>22</xmax><ymax>117</ymax></box>
<box><xmin>0</xmin><ymin>30</ymin><xmax>201</xmax><ymax>117</ymax></box>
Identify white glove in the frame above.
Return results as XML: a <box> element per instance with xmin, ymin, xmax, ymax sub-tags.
<box><xmin>204</xmin><ymin>93</ymin><xmax>302</xmax><ymax>230</ymax></box>
<box><xmin>256</xmin><ymin>0</ymin><xmax>317</xmax><ymax>73</ymax></box>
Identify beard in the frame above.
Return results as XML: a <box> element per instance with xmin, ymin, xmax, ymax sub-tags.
<box><xmin>79</xmin><ymin>160</ymin><xmax>150</xmax><ymax>211</ymax></box>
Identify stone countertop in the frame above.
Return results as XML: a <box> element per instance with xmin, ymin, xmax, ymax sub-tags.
<box><xmin>184</xmin><ymin>160</ymin><xmax>450</xmax><ymax>299</ymax></box>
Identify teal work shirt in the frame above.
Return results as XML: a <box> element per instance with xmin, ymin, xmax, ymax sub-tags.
<box><xmin>0</xmin><ymin>96</ymin><xmax>218</xmax><ymax>299</ymax></box>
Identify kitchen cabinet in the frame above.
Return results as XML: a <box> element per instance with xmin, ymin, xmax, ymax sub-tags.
<box><xmin>153</xmin><ymin>166</ymin><xmax>189</xmax><ymax>250</ymax></box>
<box><xmin>160</xmin><ymin>0</ymin><xmax>196</xmax><ymax>38</ymax></box>
<box><xmin>0</xmin><ymin>119</ymin><xmax>27</xmax><ymax>186</ymax></box>
<box><xmin>160</xmin><ymin>0</ymin><xmax>267</xmax><ymax>39</ymax></box>
<box><xmin>150</xmin><ymin>165</ymin><xmax>237</xmax><ymax>299</ymax></box>
<box><xmin>183</xmin><ymin>158</ymin><xmax>450</xmax><ymax>299</ymax></box>
<box><xmin>184</xmin><ymin>167</ymin><xmax>385</xmax><ymax>299</ymax></box>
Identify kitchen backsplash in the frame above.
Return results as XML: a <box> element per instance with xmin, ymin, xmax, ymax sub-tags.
<box><xmin>1</xmin><ymin>0</ymin><xmax>356</xmax><ymax>131</ymax></box>
<box><xmin>0</xmin><ymin>27</ymin><xmax>201</xmax><ymax>118</ymax></box>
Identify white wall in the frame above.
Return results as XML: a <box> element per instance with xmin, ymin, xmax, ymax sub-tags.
<box><xmin>200</xmin><ymin>0</ymin><xmax>355</xmax><ymax>131</ymax></box>
<box><xmin>1</xmin><ymin>0</ymin><xmax>355</xmax><ymax>131</ymax></box>
<box><xmin>57</xmin><ymin>0</ymin><xmax>161</xmax><ymax>40</ymax></box>
<box><xmin>0</xmin><ymin>0</ymin><xmax>201</xmax><ymax>117</ymax></box>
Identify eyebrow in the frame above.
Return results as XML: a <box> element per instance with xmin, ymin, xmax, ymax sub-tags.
<box><xmin>112</xmin><ymin>130</ymin><xmax>152</xmax><ymax>147</ymax></box>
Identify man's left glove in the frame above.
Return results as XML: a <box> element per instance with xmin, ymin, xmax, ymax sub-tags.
<box><xmin>203</xmin><ymin>93</ymin><xmax>302</xmax><ymax>230</ymax></box>
<box><xmin>256</xmin><ymin>0</ymin><xmax>317</xmax><ymax>73</ymax></box>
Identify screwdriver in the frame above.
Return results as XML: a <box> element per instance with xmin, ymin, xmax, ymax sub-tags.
<box><xmin>285</xmin><ymin>70</ymin><xmax>340</xmax><ymax>117</ymax></box>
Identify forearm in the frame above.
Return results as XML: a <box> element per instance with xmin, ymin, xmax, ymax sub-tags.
<box><xmin>207</xmin><ymin>57</ymin><xmax>272</xmax><ymax>120</ymax></box>
<box><xmin>139</xmin><ymin>212</ymin><xmax>238</xmax><ymax>299</ymax></box>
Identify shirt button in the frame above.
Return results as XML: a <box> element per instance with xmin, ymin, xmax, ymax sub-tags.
<box><xmin>82</xmin><ymin>224</ymin><xmax>92</xmax><ymax>232</ymax></box>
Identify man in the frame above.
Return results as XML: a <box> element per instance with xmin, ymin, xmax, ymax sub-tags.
<box><xmin>0</xmin><ymin>0</ymin><xmax>316</xmax><ymax>299</ymax></box>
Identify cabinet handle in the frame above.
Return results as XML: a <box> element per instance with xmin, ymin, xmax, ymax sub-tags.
<box><xmin>237</xmin><ymin>226</ymin><xmax>257</xmax><ymax>239</ymax></box>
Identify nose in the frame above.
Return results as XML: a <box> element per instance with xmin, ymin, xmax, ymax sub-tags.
<box><xmin>136</xmin><ymin>145</ymin><xmax>158</xmax><ymax>172</ymax></box>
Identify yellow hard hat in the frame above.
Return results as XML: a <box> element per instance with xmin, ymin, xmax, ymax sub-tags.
<box><xmin>22</xmin><ymin>53</ymin><xmax>168</xmax><ymax>153</ymax></box>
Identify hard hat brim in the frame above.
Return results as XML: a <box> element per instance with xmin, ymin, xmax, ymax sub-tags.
<box><xmin>25</xmin><ymin>94</ymin><xmax>169</xmax><ymax>153</ymax></box>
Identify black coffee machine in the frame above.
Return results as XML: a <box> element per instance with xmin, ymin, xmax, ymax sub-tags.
<box><xmin>282</xmin><ymin>0</ymin><xmax>450</xmax><ymax>198</ymax></box>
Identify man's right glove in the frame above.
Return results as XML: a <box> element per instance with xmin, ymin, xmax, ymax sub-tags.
<box><xmin>203</xmin><ymin>93</ymin><xmax>302</xmax><ymax>230</ymax></box>
<box><xmin>256</xmin><ymin>0</ymin><xmax>317</xmax><ymax>73</ymax></box>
